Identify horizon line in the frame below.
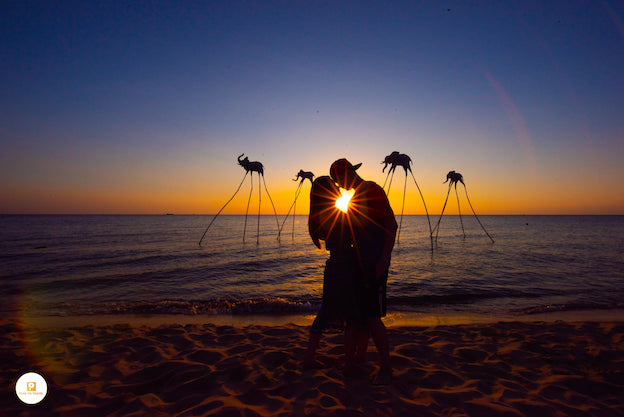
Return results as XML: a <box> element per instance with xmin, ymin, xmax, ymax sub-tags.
<box><xmin>1</xmin><ymin>213</ymin><xmax>622</xmax><ymax>216</ymax></box>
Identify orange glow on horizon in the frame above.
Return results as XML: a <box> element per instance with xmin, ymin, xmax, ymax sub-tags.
<box><xmin>1</xmin><ymin>171</ymin><xmax>622</xmax><ymax>215</ymax></box>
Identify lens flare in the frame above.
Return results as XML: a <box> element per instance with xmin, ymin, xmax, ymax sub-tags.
<box><xmin>335</xmin><ymin>188</ymin><xmax>355</xmax><ymax>213</ymax></box>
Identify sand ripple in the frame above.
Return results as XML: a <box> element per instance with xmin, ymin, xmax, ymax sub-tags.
<box><xmin>1</xmin><ymin>320</ymin><xmax>623</xmax><ymax>416</ymax></box>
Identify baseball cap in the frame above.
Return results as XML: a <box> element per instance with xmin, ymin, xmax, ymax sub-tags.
<box><xmin>330</xmin><ymin>158</ymin><xmax>361</xmax><ymax>182</ymax></box>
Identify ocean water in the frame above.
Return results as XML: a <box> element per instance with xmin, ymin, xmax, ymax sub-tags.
<box><xmin>1</xmin><ymin>214</ymin><xmax>623</xmax><ymax>321</ymax></box>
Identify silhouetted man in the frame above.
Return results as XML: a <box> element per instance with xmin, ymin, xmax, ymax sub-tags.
<box><xmin>305</xmin><ymin>158</ymin><xmax>397</xmax><ymax>384</ymax></box>
<box><xmin>329</xmin><ymin>158</ymin><xmax>397</xmax><ymax>384</ymax></box>
<box><xmin>305</xmin><ymin>175</ymin><xmax>362</xmax><ymax>368</ymax></box>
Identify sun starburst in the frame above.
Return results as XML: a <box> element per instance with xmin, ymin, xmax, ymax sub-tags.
<box><xmin>335</xmin><ymin>188</ymin><xmax>355</xmax><ymax>213</ymax></box>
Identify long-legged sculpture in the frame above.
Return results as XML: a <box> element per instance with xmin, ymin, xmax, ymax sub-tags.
<box><xmin>199</xmin><ymin>154</ymin><xmax>281</xmax><ymax>246</ymax></box>
<box><xmin>381</xmin><ymin>151</ymin><xmax>433</xmax><ymax>248</ymax></box>
<box><xmin>279</xmin><ymin>170</ymin><xmax>314</xmax><ymax>238</ymax></box>
<box><xmin>432</xmin><ymin>171</ymin><xmax>494</xmax><ymax>243</ymax></box>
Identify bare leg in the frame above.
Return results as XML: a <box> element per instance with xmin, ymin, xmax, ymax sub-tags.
<box><xmin>354</xmin><ymin>327</ymin><xmax>369</xmax><ymax>363</ymax></box>
<box><xmin>368</xmin><ymin>318</ymin><xmax>392</xmax><ymax>384</ymax></box>
<box><xmin>344</xmin><ymin>322</ymin><xmax>358</xmax><ymax>365</ymax></box>
<box><xmin>303</xmin><ymin>331</ymin><xmax>322</xmax><ymax>369</ymax></box>
<box><xmin>343</xmin><ymin>322</ymin><xmax>369</xmax><ymax>377</ymax></box>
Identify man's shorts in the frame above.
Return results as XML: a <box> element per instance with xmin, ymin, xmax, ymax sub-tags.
<box><xmin>358</xmin><ymin>269</ymin><xmax>388</xmax><ymax>319</ymax></box>
<box><xmin>311</xmin><ymin>250</ymin><xmax>363</xmax><ymax>333</ymax></box>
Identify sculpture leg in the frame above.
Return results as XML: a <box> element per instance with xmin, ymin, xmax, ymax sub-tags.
<box><xmin>279</xmin><ymin>181</ymin><xmax>303</xmax><ymax>237</ymax></box>
<box><xmin>243</xmin><ymin>173</ymin><xmax>254</xmax><ymax>243</ymax></box>
<box><xmin>199</xmin><ymin>172</ymin><xmax>248</xmax><ymax>246</ymax></box>
<box><xmin>409</xmin><ymin>170</ymin><xmax>433</xmax><ymax>250</ymax></box>
<box><xmin>387</xmin><ymin>170</ymin><xmax>396</xmax><ymax>197</ymax></box>
<box><xmin>292</xmin><ymin>197</ymin><xmax>296</xmax><ymax>238</ymax></box>
<box><xmin>455</xmin><ymin>185</ymin><xmax>465</xmax><ymax>239</ymax></box>
<box><xmin>397</xmin><ymin>173</ymin><xmax>407</xmax><ymax>243</ymax></box>
<box><xmin>433</xmin><ymin>184</ymin><xmax>452</xmax><ymax>243</ymax></box>
<box><xmin>463</xmin><ymin>184</ymin><xmax>495</xmax><ymax>243</ymax></box>
<box><xmin>292</xmin><ymin>182</ymin><xmax>304</xmax><ymax>238</ymax></box>
<box><xmin>261</xmin><ymin>175</ymin><xmax>281</xmax><ymax>242</ymax></box>
<box><xmin>382</xmin><ymin>171</ymin><xmax>392</xmax><ymax>190</ymax></box>
<box><xmin>257</xmin><ymin>173</ymin><xmax>261</xmax><ymax>244</ymax></box>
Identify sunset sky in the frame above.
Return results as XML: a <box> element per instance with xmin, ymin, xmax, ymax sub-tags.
<box><xmin>2</xmin><ymin>1</ymin><xmax>623</xmax><ymax>215</ymax></box>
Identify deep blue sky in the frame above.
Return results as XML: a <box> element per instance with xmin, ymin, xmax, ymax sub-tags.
<box><xmin>2</xmin><ymin>1</ymin><xmax>623</xmax><ymax>214</ymax></box>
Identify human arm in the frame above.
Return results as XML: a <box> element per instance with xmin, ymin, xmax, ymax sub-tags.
<box><xmin>308</xmin><ymin>176</ymin><xmax>342</xmax><ymax>250</ymax></box>
<box><xmin>366</xmin><ymin>184</ymin><xmax>398</xmax><ymax>280</ymax></box>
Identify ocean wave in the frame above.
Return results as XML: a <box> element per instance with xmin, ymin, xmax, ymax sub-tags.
<box><xmin>3</xmin><ymin>215</ymin><xmax>623</xmax><ymax>319</ymax></box>
<box><xmin>515</xmin><ymin>301</ymin><xmax>624</xmax><ymax>315</ymax></box>
<box><xmin>389</xmin><ymin>288</ymin><xmax>548</xmax><ymax>308</ymax></box>
<box><xmin>45</xmin><ymin>298</ymin><xmax>321</xmax><ymax>317</ymax></box>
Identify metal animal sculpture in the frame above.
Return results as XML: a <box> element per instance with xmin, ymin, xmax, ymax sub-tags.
<box><xmin>381</xmin><ymin>151</ymin><xmax>432</xmax><ymax>248</ymax></box>
<box><xmin>280</xmin><ymin>169</ymin><xmax>315</xmax><ymax>238</ymax></box>
<box><xmin>293</xmin><ymin>170</ymin><xmax>315</xmax><ymax>184</ymax></box>
<box><xmin>444</xmin><ymin>170</ymin><xmax>464</xmax><ymax>187</ymax></box>
<box><xmin>199</xmin><ymin>154</ymin><xmax>280</xmax><ymax>246</ymax></box>
<box><xmin>382</xmin><ymin>151</ymin><xmax>412</xmax><ymax>176</ymax></box>
<box><xmin>432</xmin><ymin>170</ymin><xmax>494</xmax><ymax>243</ymax></box>
<box><xmin>238</xmin><ymin>154</ymin><xmax>264</xmax><ymax>175</ymax></box>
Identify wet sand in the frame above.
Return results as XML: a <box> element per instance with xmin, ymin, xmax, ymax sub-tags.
<box><xmin>2</xmin><ymin>319</ymin><xmax>623</xmax><ymax>416</ymax></box>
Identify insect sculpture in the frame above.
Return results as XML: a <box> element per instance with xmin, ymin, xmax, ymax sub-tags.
<box><xmin>279</xmin><ymin>170</ymin><xmax>315</xmax><ymax>238</ymax></box>
<box><xmin>432</xmin><ymin>170</ymin><xmax>494</xmax><ymax>243</ymax></box>
<box><xmin>199</xmin><ymin>154</ymin><xmax>281</xmax><ymax>246</ymax></box>
<box><xmin>381</xmin><ymin>151</ymin><xmax>432</xmax><ymax>247</ymax></box>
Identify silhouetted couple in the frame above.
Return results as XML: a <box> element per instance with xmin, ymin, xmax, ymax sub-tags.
<box><xmin>305</xmin><ymin>158</ymin><xmax>397</xmax><ymax>385</ymax></box>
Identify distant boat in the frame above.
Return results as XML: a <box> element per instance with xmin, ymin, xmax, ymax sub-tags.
<box><xmin>165</xmin><ymin>213</ymin><xmax>174</xmax><ymax>216</ymax></box>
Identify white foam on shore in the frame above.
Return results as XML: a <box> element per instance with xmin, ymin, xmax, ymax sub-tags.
<box><xmin>13</xmin><ymin>308</ymin><xmax>624</xmax><ymax>328</ymax></box>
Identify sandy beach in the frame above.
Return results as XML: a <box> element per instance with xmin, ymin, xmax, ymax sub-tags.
<box><xmin>2</xmin><ymin>318</ymin><xmax>623</xmax><ymax>416</ymax></box>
